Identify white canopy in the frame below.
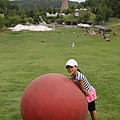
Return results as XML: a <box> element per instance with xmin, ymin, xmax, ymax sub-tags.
<box><xmin>11</xmin><ymin>24</ymin><xmax>53</xmax><ymax>32</ymax></box>
<box><xmin>77</xmin><ymin>23</ymin><xmax>91</xmax><ymax>28</ymax></box>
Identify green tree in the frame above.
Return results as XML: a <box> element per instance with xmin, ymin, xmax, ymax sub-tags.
<box><xmin>114</xmin><ymin>1</ymin><xmax>120</xmax><ymax>18</ymax></box>
<box><xmin>20</xmin><ymin>14</ymin><xmax>28</xmax><ymax>24</ymax></box>
<box><xmin>76</xmin><ymin>4</ymin><xmax>83</xmax><ymax>9</ymax></box>
<box><xmin>78</xmin><ymin>16</ymin><xmax>84</xmax><ymax>23</ymax></box>
<box><xmin>105</xmin><ymin>7</ymin><xmax>114</xmax><ymax>21</ymax></box>
<box><xmin>82</xmin><ymin>12</ymin><xmax>90</xmax><ymax>23</ymax></box>
<box><xmin>47</xmin><ymin>7</ymin><xmax>53</xmax><ymax>14</ymax></box>
<box><xmin>84</xmin><ymin>0</ymin><xmax>117</xmax><ymax>21</ymax></box>
<box><xmin>56</xmin><ymin>15</ymin><xmax>65</xmax><ymax>24</ymax></box>
<box><xmin>53</xmin><ymin>8</ymin><xmax>56</xmax><ymax>14</ymax></box>
<box><xmin>63</xmin><ymin>8</ymin><xmax>73</xmax><ymax>14</ymax></box>
<box><xmin>0</xmin><ymin>16</ymin><xmax>4</xmax><ymax>29</ymax></box>
<box><xmin>94</xmin><ymin>14</ymin><xmax>104</xmax><ymax>24</ymax></box>
<box><xmin>0</xmin><ymin>0</ymin><xmax>7</xmax><ymax>10</ymax></box>
<box><xmin>9</xmin><ymin>16</ymin><xmax>21</xmax><ymax>26</ymax></box>
<box><xmin>33</xmin><ymin>7</ymin><xmax>40</xmax><ymax>23</ymax></box>
<box><xmin>33</xmin><ymin>13</ymin><xmax>40</xmax><ymax>23</ymax></box>
<box><xmin>27</xmin><ymin>8</ymin><xmax>34</xmax><ymax>18</ymax></box>
<box><xmin>25</xmin><ymin>17</ymin><xmax>33</xmax><ymax>24</ymax></box>
<box><xmin>0</xmin><ymin>8</ymin><xmax>4</xmax><ymax>13</ymax></box>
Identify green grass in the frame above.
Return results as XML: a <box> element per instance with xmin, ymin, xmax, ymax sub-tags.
<box><xmin>104</xmin><ymin>18</ymin><xmax>120</xmax><ymax>34</ymax></box>
<box><xmin>0</xmin><ymin>27</ymin><xmax>120</xmax><ymax>120</ymax></box>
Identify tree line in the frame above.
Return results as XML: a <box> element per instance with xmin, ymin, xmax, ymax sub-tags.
<box><xmin>82</xmin><ymin>0</ymin><xmax>120</xmax><ymax>22</ymax></box>
<box><xmin>0</xmin><ymin>0</ymin><xmax>120</xmax><ymax>30</ymax></box>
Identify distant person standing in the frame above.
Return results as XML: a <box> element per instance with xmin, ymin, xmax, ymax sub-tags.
<box><xmin>65</xmin><ymin>59</ymin><xmax>98</xmax><ymax>120</ymax></box>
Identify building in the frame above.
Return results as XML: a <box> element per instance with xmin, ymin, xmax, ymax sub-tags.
<box><xmin>60</xmin><ymin>0</ymin><xmax>68</xmax><ymax>12</ymax></box>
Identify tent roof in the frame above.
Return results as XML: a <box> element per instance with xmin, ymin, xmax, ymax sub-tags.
<box><xmin>94</xmin><ymin>25</ymin><xmax>111</xmax><ymax>31</ymax></box>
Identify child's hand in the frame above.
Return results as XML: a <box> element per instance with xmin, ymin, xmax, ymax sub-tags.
<box><xmin>84</xmin><ymin>91</ymin><xmax>89</xmax><ymax>96</ymax></box>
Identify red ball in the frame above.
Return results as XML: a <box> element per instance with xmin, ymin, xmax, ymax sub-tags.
<box><xmin>20</xmin><ymin>73</ymin><xmax>88</xmax><ymax>120</ymax></box>
<box><xmin>42</xmin><ymin>40</ymin><xmax>44</xmax><ymax>42</ymax></box>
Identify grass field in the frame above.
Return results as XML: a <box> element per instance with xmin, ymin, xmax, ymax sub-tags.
<box><xmin>0</xmin><ymin>27</ymin><xmax>120</xmax><ymax>120</ymax></box>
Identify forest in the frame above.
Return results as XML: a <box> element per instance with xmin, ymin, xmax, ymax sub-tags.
<box><xmin>0</xmin><ymin>0</ymin><xmax>120</xmax><ymax>30</ymax></box>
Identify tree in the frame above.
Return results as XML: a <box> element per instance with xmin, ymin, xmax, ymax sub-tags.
<box><xmin>76</xmin><ymin>4</ymin><xmax>83</xmax><ymax>9</ymax></box>
<box><xmin>95</xmin><ymin>3</ymin><xmax>113</xmax><ymax>22</ymax></box>
<box><xmin>53</xmin><ymin>8</ymin><xmax>56</xmax><ymax>14</ymax></box>
<box><xmin>0</xmin><ymin>8</ymin><xmax>4</xmax><ymax>13</ymax></box>
<box><xmin>83</xmin><ymin>0</ymin><xmax>117</xmax><ymax>21</ymax></box>
<box><xmin>82</xmin><ymin>12</ymin><xmax>90</xmax><ymax>23</ymax></box>
<box><xmin>27</xmin><ymin>8</ymin><xmax>34</xmax><ymax>18</ymax></box>
<box><xmin>56</xmin><ymin>15</ymin><xmax>65</xmax><ymax>24</ymax></box>
<box><xmin>9</xmin><ymin>16</ymin><xmax>21</xmax><ymax>26</ymax></box>
<box><xmin>63</xmin><ymin>8</ymin><xmax>73</xmax><ymax>14</ymax></box>
<box><xmin>20</xmin><ymin>14</ymin><xmax>28</xmax><ymax>24</ymax></box>
<box><xmin>105</xmin><ymin>7</ymin><xmax>113</xmax><ymax>21</ymax></box>
<box><xmin>0</xmin><ymin>16</ymin><xmax>4</xmax><ymax>29</ymax></box>
<box><xmin>114</xmin><ymin>1</ymin><xmax>120</xmax><ymax>18</ymax></box>
<box><xmin>78</xmin><ymin>16</ymin><xmax>84</xmax><ymax>23</ymax></box>
<box><xmin>25</xmin><ymin>17</ymin><xmax>33</xmax><ymax>24</ymax></box>
<box><xmin>47</xmin><ymin>7</ymin><xmax>53</xmax><ymax>14</ymax></box>
<box><xmin>33</xmin><ymin>13</ymin><xmax>40</xmax><ymax>23</ymax></box>
<box><xmin>94</xmin><ymin>14</ymin><xmax>104</xmax><ymax>24</ymax></box>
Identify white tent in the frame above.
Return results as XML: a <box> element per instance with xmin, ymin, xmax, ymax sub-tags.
<box><xmin>12</xmin><ymin>24</ymin><xmax>24</xmax><ymax>31</ymax></box>
<box><xmin>77</xmin><ymin>23</ymin><xmax>91</xmax><ymax>28</ymax></box>
<box><xmin>11</xmin><ymin>24</ymin><xmax>53</xmax><ymax>32</ymax></box>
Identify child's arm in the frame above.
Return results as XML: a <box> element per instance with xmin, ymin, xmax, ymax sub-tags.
<box><xmin>78</xmin><ymin>80</ymin><xmax>89</xmax><ymax>96</ymax></box>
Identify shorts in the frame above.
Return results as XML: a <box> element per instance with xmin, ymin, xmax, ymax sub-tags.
<box><xmin>86</xmin><ymin>87</ymin><xmax>97</xmax><ymax>103</ymax></box>
<box><xmin>88</xmin><ymin>100</ymin><xmax>96</xmax><ymax>112</ymax></box>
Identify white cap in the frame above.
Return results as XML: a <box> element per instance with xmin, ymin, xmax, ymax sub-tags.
<box><xmin>65</xmin><ymin>59</ymin><xmax>78</xmax><ymax>67</ymax></box>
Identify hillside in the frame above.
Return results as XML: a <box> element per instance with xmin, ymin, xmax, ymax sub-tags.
<box><xmin>11</xmin><ymin>0</ymin><xmax>62</xmax><ymax>8</ymax></box>
<box><xmin>64</xmin><ymin>11</ymin><xmax>96</xmax><ymax>24</ymax></box>
<box><xmin>10</xmin><ymin>0</ymin><xmax>76</xmax><ymax>9</ymax></box>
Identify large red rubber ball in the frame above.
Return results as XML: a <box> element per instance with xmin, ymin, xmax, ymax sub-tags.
<box><xmin>20</xmin><ymin>73</ymin><xmax>88</xmax><ymax>120</ymax></box>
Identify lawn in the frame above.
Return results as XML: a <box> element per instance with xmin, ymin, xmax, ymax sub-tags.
<box><xmin>0</xmin><ymin>27</ymin><xmax>120</xmax><ymax>120</ymax></box>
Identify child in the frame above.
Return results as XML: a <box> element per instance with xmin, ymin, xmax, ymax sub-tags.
<box><xmin>65</xmin><ymin>59</ymin><xmax>98</xmax><ymax>120</ymax></box>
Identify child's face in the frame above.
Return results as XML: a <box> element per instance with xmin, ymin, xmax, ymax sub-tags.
<box><xmin>66</xmin><ymin>66</ymin><xmax>78</xmax><ymax>76</ymax></box>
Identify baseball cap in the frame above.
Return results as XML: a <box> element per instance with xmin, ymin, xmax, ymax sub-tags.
<box><xmin>65</xmin><ymin>59</ymin><xmax>78</xmax><ymax>67</ymax></box>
